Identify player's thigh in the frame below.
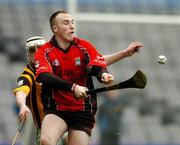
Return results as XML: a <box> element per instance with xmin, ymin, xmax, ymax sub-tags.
<box><xmin>68</xmin><ymin>129</ymin><xmax>90</xmax><ymax>145</ymax></box>
<box><xmin>41</xmin><ymin>114</ymin><xmax>68</xmax><ymax>142</ymax></box>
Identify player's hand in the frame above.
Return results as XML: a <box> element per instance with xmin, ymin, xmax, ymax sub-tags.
<box><xmin>73</xmin><ymin>85</ymin><xmax>88</xmax><ymax>99</ymax></box>
<box><xmin>101</xmin><ymin>73</ymin><xmax>114</xmax><ymax>85</ymax></box>
<box><xmin>125</xmin><ymin>42</ymin><xmax>143</xmax><ymax>57</ymax></box>
<box><xmin>19</xmin><ymin>104</ymin><xmax>30</xmax><ymax>121</ymax></box>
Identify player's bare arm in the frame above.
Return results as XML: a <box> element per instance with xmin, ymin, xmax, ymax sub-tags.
<box><xmin>15</xmin><ymin>91</ymin><xmax>30</xmax><ymax>121</ymax></box>
<box><xmin>104</xmin><ymin>41</ymin><xmax>143</xmax><ymax>66</ymax></box>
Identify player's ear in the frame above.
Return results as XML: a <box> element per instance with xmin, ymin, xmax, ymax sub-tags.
<box><xmin>52</xmin><ymin>25</ymin><xmax>57</xmax><ymax>32</ymax></box>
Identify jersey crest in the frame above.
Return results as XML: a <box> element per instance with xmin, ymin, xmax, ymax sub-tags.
<box><xmin>75</xmin><ymin>57</ymin><xmax>81</xmax><ymax>66</ymax></box>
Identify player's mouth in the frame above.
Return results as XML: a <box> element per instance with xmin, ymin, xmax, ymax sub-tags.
<box><xmin>68</xmin><ymin>32</ymin><xmax>74</xmax><ymax>37</ymax></box>
<box><xmin>70</xmin><ymin>31</ymin><xmax>74</xmax><ymax>34</ymax></box>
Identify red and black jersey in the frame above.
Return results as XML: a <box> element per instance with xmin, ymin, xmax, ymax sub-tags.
<box><xmin>35</xmin><ymin>36</ymin><xmax>107</xmax><ymax>112</ymax></box>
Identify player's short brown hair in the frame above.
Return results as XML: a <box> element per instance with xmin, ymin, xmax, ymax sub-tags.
<box><xmin>49</xmin><ymin>10</ymin><xmax>68</xmax><ymax>30</ymax></box>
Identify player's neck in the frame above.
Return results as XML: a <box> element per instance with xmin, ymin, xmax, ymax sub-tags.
<box><xmin>55</xmin><ymin>36</ymin><xmax>70</xmax><ymax>50</ymax></box>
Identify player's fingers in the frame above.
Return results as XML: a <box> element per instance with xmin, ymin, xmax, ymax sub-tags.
<box><xmin>103</xmin><ymin>75</ymin><xmax>114</xmax><ymax>84</ymax></box>
<box><xmin>133</xmin><ymin>41</ymin><xmax>142</xmax><ymax>45</ymax></box>
<box><xmin>131</xmin><ymin>42</ymin><xmax>143</xmax><ymax>48</ymax></box>
<box><xmin>107</xmin><ymin>78</ymin><xmax>114</xmax><ymax>84</ymax></box>
<box><xmin>132</xmin><ymin>43</ymin><xmax>142</xmax><ymax>53</ymax></box>
<box><xmin>25</xmin><ymin>111</ymin><xmax>30</xmax><ymax>120</ymax></box>
<box><xmin>19</xmin><ymin>114</ymin><xmax>25</xmax><ymax>121</ymax></box>
<box><xmin>82</xmin><ymin>88</ymin><xmax>88</xmax><ymax>99</ymax></box>
<box><xmin>136</xmin><ymin>47</ymin><xmax>141</xmax><ymax>53</ymax></box>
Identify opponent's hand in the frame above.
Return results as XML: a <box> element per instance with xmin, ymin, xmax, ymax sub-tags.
<box><xmin>124</xmin><ymin>42</ymin><xmax>143</xmax><ymax>57</ymax></box>
<box><xmin>73</xmin><ymin>85</ymin><xmax>88</xmax><ymax>99</ymax></box>
<box><xmin>101</xmin><ymin>73</ymin><xmax>114</xmax><ymax>85</ymax></box>
<box><xmin>19</xmin><ymin>104</ymin><xmax>30</xmax><ymax>121</ymax></box>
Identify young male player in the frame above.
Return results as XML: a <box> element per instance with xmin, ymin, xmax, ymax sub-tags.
<box><xmin>35</xmin><ymin>10</ymin><xmax>142</xmax><ymax>145</ymax></box>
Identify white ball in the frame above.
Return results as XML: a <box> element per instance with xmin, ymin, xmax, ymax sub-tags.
<box><xmin>158</xmin><ymin>55</ymin><xmax>167</xmax><ymax>64</ymax></box>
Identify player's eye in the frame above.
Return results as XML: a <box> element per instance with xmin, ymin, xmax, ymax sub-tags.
<box><xmin>63</xmin><ymin>20</ymin><xmax>69</xmax><ymax>25</ymax></box>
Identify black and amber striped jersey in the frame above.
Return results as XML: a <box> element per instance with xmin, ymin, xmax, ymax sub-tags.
<box><xmin>13</xmin><ymin>64</ymin><xmax>45</xmax><ymax>129</ymax></box>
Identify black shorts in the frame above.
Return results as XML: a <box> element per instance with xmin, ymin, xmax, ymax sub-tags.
<box><xmin>46</xmin><ymin>109</ymin><xmax>95</xmax><ymax>136</ymax></box>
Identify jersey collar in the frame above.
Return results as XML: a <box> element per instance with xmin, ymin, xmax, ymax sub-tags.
<box><xmin>50</xmin><ymin>36</ymin><xmax>77</xmax><ymax>53</ymax></box>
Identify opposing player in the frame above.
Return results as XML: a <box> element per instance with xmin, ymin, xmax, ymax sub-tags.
<box><xmin>13</xmin><ymin>36</ymin><xmax>47</xmax><ymax>144</ymax></box>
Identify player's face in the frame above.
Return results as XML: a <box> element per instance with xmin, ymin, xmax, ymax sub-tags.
<box><xmin>53</xmin><ymin>13</ymin><xmax>75</xmax><ymax>42</ymax></box>
<box><xmin>28</xmin><ymin>48</ymin><xmax>36</xmax><ymax>64</ymax></box>
<box><xmin>29</xmin><ymin>51</ymin><xmax>35</xmax><ymax>64</ymax></box>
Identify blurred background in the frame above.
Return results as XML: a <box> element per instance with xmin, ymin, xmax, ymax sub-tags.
<box><xmin>0</xmin><ymin>0</ymin><xmax>180</xmax><ymax>145</ymax></box>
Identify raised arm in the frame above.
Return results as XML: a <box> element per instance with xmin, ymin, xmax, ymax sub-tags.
<box><xmin>104</xmin><ymin>41</ymin><xmax>143</xmax><ymax>66</ymax></box>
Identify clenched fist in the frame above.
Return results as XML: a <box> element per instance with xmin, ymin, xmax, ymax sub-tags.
<box><xmin>101</xmin><ymin>72</ymin><xmax>114</xmax><ymax>85</ymax></box>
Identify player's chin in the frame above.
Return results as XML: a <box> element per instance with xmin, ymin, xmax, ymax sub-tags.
<box><xmin>67</xmin><ymin>34</ymin><xmax>74</xmax><ymax>41</ymax></box>
<box><xmin>66</xmin><ymin>37</ymin><xmax>73</xmax><ymax>42</ymax></box>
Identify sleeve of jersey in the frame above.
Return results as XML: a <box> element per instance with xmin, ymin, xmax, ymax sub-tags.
<box><xmin>82</xmin><ymin>40</ymin><xmax>108</xmax><ymax>81</ymax></box>
<box><xmin>82</xmin><ymin>40</ymin><xmax>107</xmax><ymax>68</ymax></box>
<box><xmin>34</xmin><ymin>46</ymin><xmax>53</xmax><ymax>78</ymax></box>
<box><xmin>13</xmin><ymin>76</ymin><xmax>30</xmax><ymax>96</ymax></box>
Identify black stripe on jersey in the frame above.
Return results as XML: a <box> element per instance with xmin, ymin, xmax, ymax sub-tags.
<box><xmin>77</xmin><ymin>45</ymin><xmax>97</xmax><ymax>114</ymax></box>
<box><xmin>23</xmin><ymin>70</ymin><xmax>42</xmax><ymax>128</ymax></box>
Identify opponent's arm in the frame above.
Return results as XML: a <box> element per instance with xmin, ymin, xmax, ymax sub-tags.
<box><xmin>14</xmin><ymin>88</ymin><xmax>31</xmax><ymax>121</ymax></box>
<box><xmin>104</xmin><ymin>42</ymin><xmax>143</xmax><ymax>66</ymax></box>
<box><xmin>14</xmin><ymin>75</ymin><xmax>32</xmax><ymax>121</ymax></box>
